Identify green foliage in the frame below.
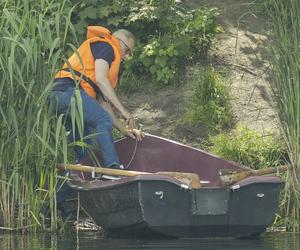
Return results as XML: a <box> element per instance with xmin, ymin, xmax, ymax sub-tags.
<box><xmin>209</xmin><ymin>125</ymin><xmax>286</xmax><ymax>169</ymax></box>
<box><xmin>69</xmin><ymin>0</ymin><xmax>220</xmax><ymax>88</ymax></box>
<box><xmin>183</xmin><ymin>67</ymin><xmax>232</xmax><ymax>133</ymax></box>
<box><xmin>183</xmin><ymin>8</ymin><xmax>221</xmax><ymax>55</ymax></box>
<box><xmin>139</xmin><ymin>37</ymin><xmax>180</xmax><ymax>85</ymax></box>
<box><xmin>265</xmin><ymin>0</ymin><xmax>300</xmax><ymax>231</ymax></box>
<box><xmin>0</xmin><ymin>0</ymin><xmax>78</xmax><ymax>231</ymax></box>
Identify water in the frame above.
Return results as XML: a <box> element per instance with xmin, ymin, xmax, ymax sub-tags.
<box><xmin>0</xmin><ymin>232</ymin><xmax>300</xmax><ymax>250</ymax></box>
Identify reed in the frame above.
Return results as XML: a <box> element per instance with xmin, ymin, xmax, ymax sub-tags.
<box><xmin>0</xmin><ymin>0</ymin><xmax>79</xmax><ymax>231</ymax></box>
<box><xmin>265</xmin><ymin>0</ymin><xmax>300</xmax><ymax>230</ymax></box>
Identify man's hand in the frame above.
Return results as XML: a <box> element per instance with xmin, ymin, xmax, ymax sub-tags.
<box><xmin>124</xmin><ymin>113</ymin><xmax>135</xmax><ymax>130</ymax></box>
<box><xmin>125</xmin><ymin>129</ymin><xmax>144</xmax><ymax>141</ymax></box>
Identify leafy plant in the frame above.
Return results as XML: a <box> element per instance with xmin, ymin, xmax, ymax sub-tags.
<box><xmin>183</xmin><ymin>67</ymin><xmax>232</xmax><ymax>133</ymax></box>
<box><xmin>183</xmin><ymin>7</ymin><xmax>221</xmax><ymax>56</ymax></box>
<box><xmin>209</xmin><ymin>125</ymin><xmax>287</xmax><ymax>169</ymax></box>
<box><xmin>69</xmin><ymin>0</ymin><xmax>220</xmax><ymax>88</ymax></box>
<box><xmin>139</xmin><ymin>37</ymin><xmax>179</xmax><ymax>85</ymax></box>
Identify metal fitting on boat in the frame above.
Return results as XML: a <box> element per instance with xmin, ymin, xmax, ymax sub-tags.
<box><xmin>155</xmin><ymin>191</ymin><xmax>164</xmax><ymax>199</ymax></box>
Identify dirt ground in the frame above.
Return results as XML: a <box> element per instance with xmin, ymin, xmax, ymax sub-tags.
<box><xmin>120</xmin><ymin>0</ymin><xmax>279</xmax><ymax>146</ymax></box>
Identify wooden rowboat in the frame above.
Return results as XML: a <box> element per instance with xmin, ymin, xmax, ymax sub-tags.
<box><xmin>66</xmin><ymin>134</ymin><xmax>283</xmax><ymax>238</ymax></box>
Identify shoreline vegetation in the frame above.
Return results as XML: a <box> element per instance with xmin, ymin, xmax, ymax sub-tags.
<box><xmin>0</xmin><ymin>0</ymin><xmax>299</xmax><ymax>232</ymax></box>
<box><xmin>265</xmin><ymin>0</ymin><xmax>300</xmax><ymax>231</ymax></box>
<box><xmin>0</xmin><ymin>0</ymin><xmax>75</xmax><ymax>231</ymax></box>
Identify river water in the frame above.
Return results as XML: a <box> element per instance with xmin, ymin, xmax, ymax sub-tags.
<box><xmin>0</xmin><ymin>232</ymin><xmax>299</xmax><ymax>250</ymax></box>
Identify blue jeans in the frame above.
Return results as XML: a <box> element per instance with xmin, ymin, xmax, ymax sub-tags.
<box><xmin>50</xmin><ymin>87</ymin><xmax>120</xmax><ymax>167</ymax></box>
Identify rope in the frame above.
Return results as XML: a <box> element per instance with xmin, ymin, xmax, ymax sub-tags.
<box><xmin>125</xmin><ymin>138</ymin><xmax>138</xmax><ymax>169</ymax></box>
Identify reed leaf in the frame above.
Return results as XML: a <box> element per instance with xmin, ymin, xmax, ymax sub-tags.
<box><xmin>266</xmin><ymin>0</ymin><xmax>300</xmax><ymax>231</ymax></box>
<box><xmin>0</xmin><ymin>0</ymin><xmax>78</xmax><ymax>230</ymax></box>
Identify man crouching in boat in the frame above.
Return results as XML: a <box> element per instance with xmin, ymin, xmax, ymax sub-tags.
<box><xmin>51</xmin><ymin>26</ymin><xmax>144</xmax><ymax>168</ymax></box>
<box><xmin>49</xmin><ymin>26</ymin><xmax>144</xmax><ymax>216</ymax></box>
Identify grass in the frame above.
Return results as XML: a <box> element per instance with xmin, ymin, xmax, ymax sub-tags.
<box><xmin>209</xmin><ymin>125</ymin><xmax>286</xmax><ymax>169</ymax></box>
<box><xmin>265</xmin><ymin>0</ymin><xmax>300</xmax><ymax>231</ymax></box>
<box><xmin>183</xmin><ymin>66</ymin><xmax>232</xmax><ymax>134</ymax></box>
<box><xmin>0</xmin><ymin>0</ymin><xmax>80</xmax><ymax>231</ymax></box>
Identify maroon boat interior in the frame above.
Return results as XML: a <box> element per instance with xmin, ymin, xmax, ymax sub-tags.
<box><xmin>80</xmin><ymin>134</ymin><xmax>257</xmax><ymax>187</ymax></box>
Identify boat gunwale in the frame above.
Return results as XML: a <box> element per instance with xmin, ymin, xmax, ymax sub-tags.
<box><xmin>67</xmin><ymin>171</ymin><xmax>193</xmax><ymax>191</ymax></box>
<box><xmin>67</xmin><ymin>171</ymin><xmax>283</xmax><ymax>192</ymax></box>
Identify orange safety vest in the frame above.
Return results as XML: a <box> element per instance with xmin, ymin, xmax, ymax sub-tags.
<box><xmin>55</xmin><ymin>26</ymin><xmax>122</xmax><ymax>99</ymax></box>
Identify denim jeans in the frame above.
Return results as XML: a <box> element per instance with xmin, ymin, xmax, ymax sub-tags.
<box><xmin>50</xmin><ymin>87</ymin><xmax>120</xmax><ymax>167</ymax></box>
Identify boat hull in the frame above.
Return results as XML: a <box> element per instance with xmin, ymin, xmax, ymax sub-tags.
<box><xmin>77</xmin><ymin>177</ymin><xmax>282</xmax><ymax>238</ymax></box>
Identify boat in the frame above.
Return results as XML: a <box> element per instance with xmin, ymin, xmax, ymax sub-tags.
<box><xmin>67</xmin><ymin>134</ymin><xmax>283</xmax><ymax>238</ymax></box>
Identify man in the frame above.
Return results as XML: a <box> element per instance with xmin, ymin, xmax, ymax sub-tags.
<box><xmin>51</xmin><ymin>26</ymin><xmax>143</xmax><ymax>168</ymax></box>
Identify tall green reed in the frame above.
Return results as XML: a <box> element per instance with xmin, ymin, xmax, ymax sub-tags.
<box><xmin>266</xmin><ymin>0</ymin><xmax>300</xmax><ymax>231</ymax></box>
<box><xmin>0</xmin><ymin>0</ymin><xmax>79</xmax><ymax>231</ymax></box>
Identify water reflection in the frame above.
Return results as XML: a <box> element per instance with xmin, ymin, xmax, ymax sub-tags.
<box><xmin>0</xmin><ymin>232</ymin><xmax>299</xmax><ymax>250</ymax></box>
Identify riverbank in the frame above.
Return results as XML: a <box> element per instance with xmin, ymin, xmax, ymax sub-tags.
<box><xmin>121</xmin><ymin>0</ymin><xmax>279</xmax><ymax>147</ymax></box>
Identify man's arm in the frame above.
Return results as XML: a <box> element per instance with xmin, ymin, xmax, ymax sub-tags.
<box><xmin>94</xmin><ymin>59</ymin><xmax>134</xmax><ymax>128</ymax></box>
